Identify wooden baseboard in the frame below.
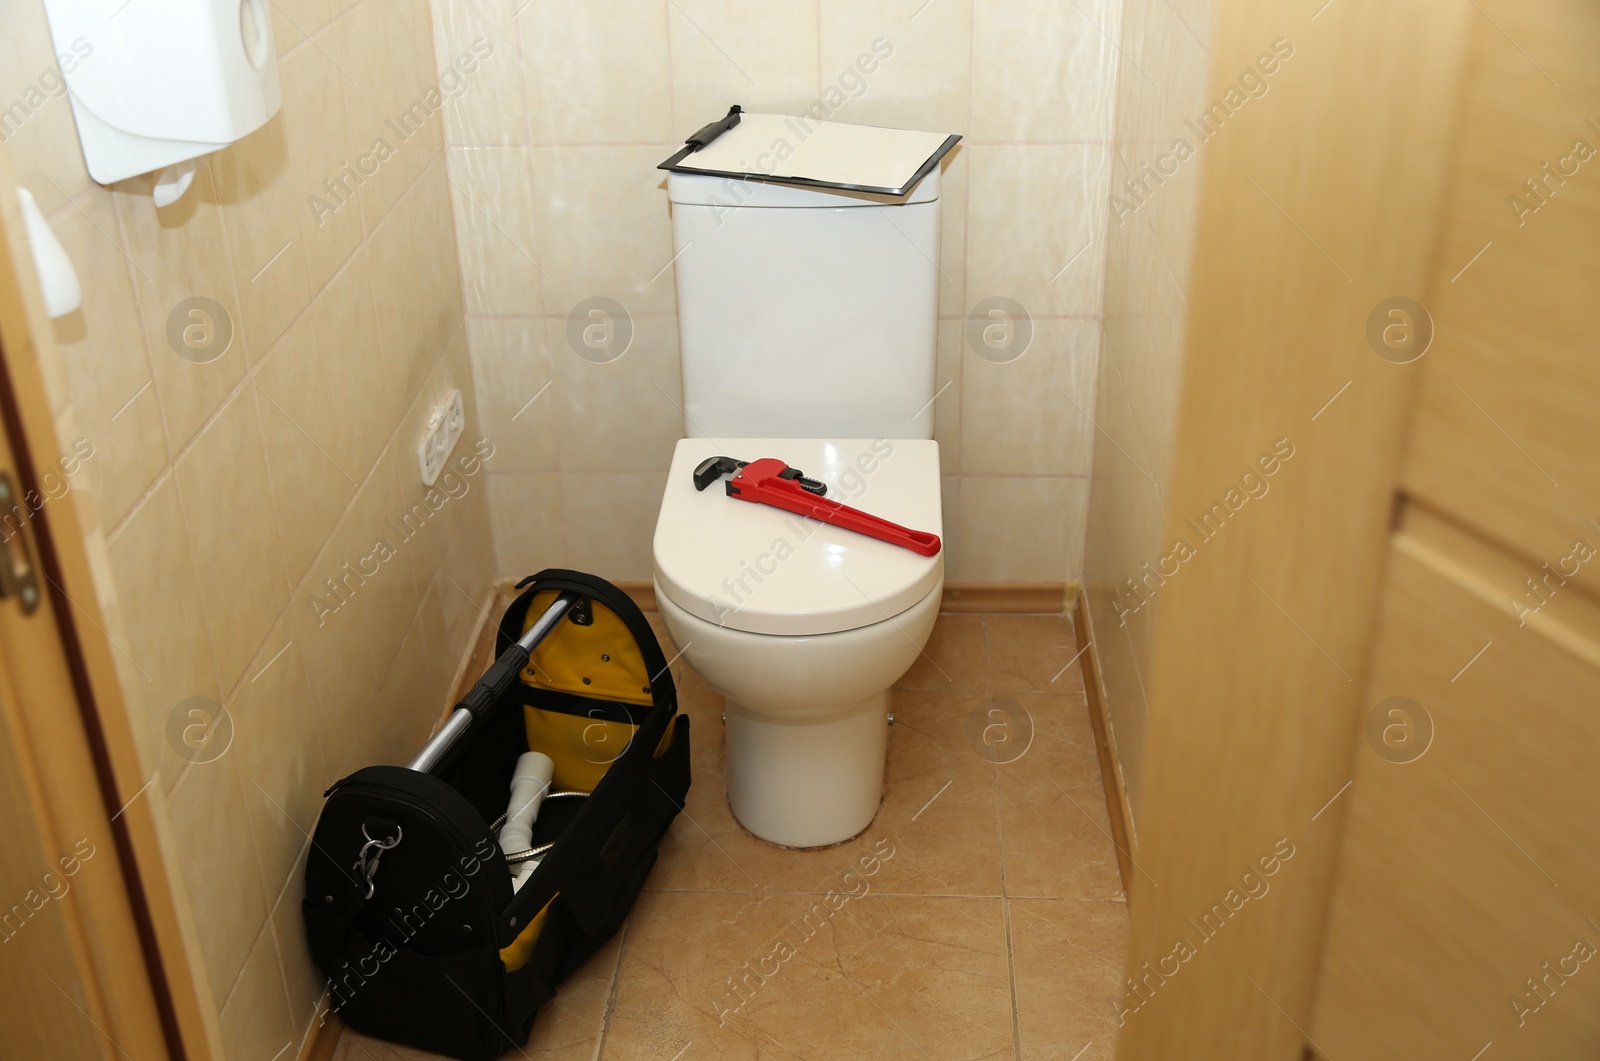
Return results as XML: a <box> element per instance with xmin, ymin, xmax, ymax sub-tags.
<box><xmin>613</xmin><ymin>579</ymin><xmax>657</xmax><ymax>612</ymax></box>
<box><xmin>940</xmin><ymin>582</ymin><xmax>1071</xmax><ymax>614</ymax></box>
<box><xmin>611</xmin><ymin>579</ymin><xmax>1072</xmax><ymax>615</ymax></box>
<box><xmin>1075</xmin><ymin>589</ymin><xmax>1137</xmax><ymax>896</ymax></box>
<box><xmin>298</xmin><ymin>1010</ymin><xmax>342</xmax><ymax>1061</ymax></box>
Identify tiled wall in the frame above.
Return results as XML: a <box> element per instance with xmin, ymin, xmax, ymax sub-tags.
<box><xmin>429</xmin><ymin>0</ymin><xmax>1123</xmax><ymax>584</ymax></box>
<box><xmin>1082</xmin><ymin>0</ymin><xmax>1213</xmax><ymax>837</ymax></box>
<box><xmin>1</xmin><ymin>0</ymin><xmax>491</xmax><ymax>1055</ymax></box>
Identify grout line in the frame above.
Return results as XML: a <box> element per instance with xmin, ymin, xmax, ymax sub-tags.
<box><xmin>980</xmin><ymin>614</ymin><xmax>1026</xmax><ymax>1061</ymax></box>
<box><xmin>590</xmin><ymin>920</ymin><xmax>630</xmax><ymax>1061</ymax></box>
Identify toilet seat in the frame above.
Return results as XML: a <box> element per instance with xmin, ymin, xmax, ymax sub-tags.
<box><xmin>653</xmin><ymin>437</ymin><xmax>944</xmax><ymax>636</ymax></box>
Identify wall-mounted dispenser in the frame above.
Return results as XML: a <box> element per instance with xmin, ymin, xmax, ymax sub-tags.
<box><xmin>40</xmin><ymin>0</ymin><xmax>281</xmax><ymax>186</ymax></box>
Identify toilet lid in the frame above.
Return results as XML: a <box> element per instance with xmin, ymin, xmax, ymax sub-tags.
<box><xmin>654</xmin><ymin>438</ymin><xmax>944</xmax><ymax>636</ymax></box>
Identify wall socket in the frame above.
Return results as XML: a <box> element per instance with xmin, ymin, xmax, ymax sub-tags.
<box><xmin>416</xmin><ymin>388</ymin><xmax>465</xmax><ymax>486</ymax></box>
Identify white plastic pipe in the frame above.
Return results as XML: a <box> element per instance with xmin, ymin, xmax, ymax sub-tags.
<box><xmin>500</xmin><ymin>751</ymin><xmax>554</xmax><ymax>893</ymax></box>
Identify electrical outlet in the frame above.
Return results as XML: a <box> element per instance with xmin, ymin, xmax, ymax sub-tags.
<box><xmin>416</xmin><ymin>388</ymin><xmax>465</xmax><ymax>486</ymax></box>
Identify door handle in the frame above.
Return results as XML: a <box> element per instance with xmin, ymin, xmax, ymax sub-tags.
<box><xmin>0</xmin><ymin>472</ymin><xmax>41</xmax><ymax>615</ymax></box>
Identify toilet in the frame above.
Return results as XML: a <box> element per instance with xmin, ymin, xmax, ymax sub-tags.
<box><xmin>652</xmin><ymin>165</ymin><xmax>945</xmax><ymax>849</ymax></box>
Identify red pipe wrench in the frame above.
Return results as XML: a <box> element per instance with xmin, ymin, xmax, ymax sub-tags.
<box><xmin>692</xmin><ymin>456</ymin><xmax>942</xmax><ymax>557</ymax></box>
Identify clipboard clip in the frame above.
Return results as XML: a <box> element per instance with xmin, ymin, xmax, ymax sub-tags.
<box><xmin>684</xmin><ymin>105</ymin><xmax>741</xmax><ymax>151</ymax></box>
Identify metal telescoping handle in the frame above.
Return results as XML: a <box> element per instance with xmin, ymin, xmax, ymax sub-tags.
<box><xmin>405</xmin><ymin>592</ymin><xmax>581</xmax><ymax>773</ymax></box>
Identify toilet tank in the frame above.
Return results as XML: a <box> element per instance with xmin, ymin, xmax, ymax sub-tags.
<box><xmin>667</xmin><ymin>170</ymin><xmax>940</xmax><ymax>440</ymax></box>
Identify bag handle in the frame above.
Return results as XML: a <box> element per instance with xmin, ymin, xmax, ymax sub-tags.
<box><xmin>498</xmin><ymin>569</ymin><xmax>678</xmax><ymax>711</ymax></box>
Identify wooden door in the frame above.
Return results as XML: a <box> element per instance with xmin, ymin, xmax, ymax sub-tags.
<box><xmin>0</xmin><ymin>367</ymin><xmax>174</xmax><ymax>1059</ymax></box>
<box><xmin>0</xmin><ymin>168</ymin><xmax>212</xmax><ymax>1057</ymax></box>
<box><xmin>1308</xmin><ymin>1</ymin><xmax>1600</xmax><ymax>1057</ymax></box>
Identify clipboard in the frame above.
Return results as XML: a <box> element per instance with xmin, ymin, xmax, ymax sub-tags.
<box><xmin>659</xmin><ymin>106</ymin><xmax>961</xmax><ymax>198</ymax></box>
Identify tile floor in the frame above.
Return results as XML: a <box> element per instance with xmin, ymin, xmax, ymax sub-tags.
<box><xmin>334</xmin><ymin>610</ymin><xmax>1127</xmax><ymax>1061</ymax></box>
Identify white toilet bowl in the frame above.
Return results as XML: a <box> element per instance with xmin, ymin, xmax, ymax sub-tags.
<box><xmin>653</xmin><ymin>436</ymin><xmax>944</xmax><ymax>847</ymax></box>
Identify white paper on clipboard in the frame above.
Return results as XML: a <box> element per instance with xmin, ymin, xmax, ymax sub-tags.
<box><xmin>659</xmin><ymin>110</ymin><xmax>961</xmax><ymax>198</ymax></box>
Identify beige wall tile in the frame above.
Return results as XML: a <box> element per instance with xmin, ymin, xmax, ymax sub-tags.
<box><xmin>256</xmin><ymin>250</ymin><xmax>388</xmax><ymax>586</ymax></box>
<box><xmin>211</xmin><ymin>112</ymin><xmax>313</xmax><ymax>362</ymax></box>
<box><xmin>294</xmin><ymin>443</ymin><xmax>423</xmax><ymax>773</ymax></box>
<box><xmin>941</xmin><ymin>473</ymin><xmax>959</xmax><ymax>575</ymax></box>
<box><xmin>429</xmin><ymin>506</ymin><xmax>498</xmax><ymax>667</ymax></box>
<box><xmin>355</xmin><ymin>606</ymin><xmax>438</xmax><ymax>772</ymax></box>
<box><xmin>1083</xmin><ymin>0</ymin><xmax>1211</xmax><ymax>825</ymax></box>
<box><xmin>669</xmin><ymin>0</ymin><xmax>821</xmax><ymax>128</ymax></box>
<box><xmin>348</xmin><ymin>445</ymin><xmax>421</xmax><ymax>704</ymax></box>
<box><xmin>45</xmin><ymin>193</ymin><xmax>167</xmax><ymax>528</ymax></box>
<box><xmin>937</xmin><ymin>148</ymin><xmax>967</xmax><ymax>319</ymax></box>
<box><xmin>270</xmin><ymin>0</ymin><xmax>333</xmax><ymax>56</ymax></box>
<box><xmin>103</xmin><ymin>478</ymin><xmax>220</xmax><ymax>784</ymax></box>
<box><xmin>218</xmin><ymin>919</ymin><xmax>298</xmax><ymax>1061</ymax></box>
<box><xmin>467</xmin><ymin>317</ymin><xmax>557</xmax><ymax>472</ymax></box>
<box><xmin>549</xmin><ymin>316</ymin><xmax>681</xmax><ymax>473</ymax></box>
<box><xmin>429</xmin><ymin>0</ymin><xmax>527</xmax><ymax>147</ymax></box>
<box><xmin>818</xmin><ymin>0</ymin><xmax>971</xmax><ymax>134</ymax></box>
<box><xmin>368</xmin><ymin>158</ymin><xmax>466</xmax><ymax>428</ymax></box>
<box><xmin>518</xmin><ymin>0</ymin><xmax>672</xmax><ymax>144</ymax></box>
<box><xmin>446</xmin><ymin>147</ymin><xmax>542</xmax><ymax>316</ymax></box>
<box><xmin>559</xmin><ymin>470</ymin><xmax>666</xmax><ymax>579</ymax></box>
<box><xmin>228</xmin><ymin>624</ymin><xmax>326</xmax><ymax>904</ymax></box>
<box><xmin>114</xmin><ymin>166</ymin><xmax>249</xmax><ymax>452</ymax></box>
<box><xmin>286</xmin><ymin>27</ymin><xmax>366</xmax><ymax>291</ymax></box>
<box><xmin>958</xmin><ymin>475</ymin><xmax>1086</xmax><ymax>582</ymax></box>
<box><xmin>530</xmin><ymin>146</ymin><xmax>677</xmax><ymax>319</ymax></box>
<box><xmin>487</xmin><ymin>472</ymin><xmax>564</xmax><ymax>576</ymax></box>
<box><xmin>966</xmin><ymin>143</ymin><xmax>1109</xmax><ymax>319</ymax></box>
<box><xmin>175</xmin><ymin>390</ymin><xmax>292</xmax><ymax>692</ymax></box>
<box><xmin>961</xmin><ymin>318</ymin><xmax>1098</xmax><ymax>478</ymax></box>
<box><xmin>416</xmin><ymin>581</ymin><xmax>457</xmax><ymax>708</ymax></box>
<box><xmin>438</xmin><ymin>483</ymin><xmax>496</xmax><ymax>645</ymax></box>
<box><xmin>971</xmin><ymin>0</ymin><xmax>1119</xmax><ymax>141</ymax></box>
<box><xmin>332</xmin><ymin>0</ymin><xmax>444</xmax><ymax>228</ymax></box>
<box><xmin>270</xmin><ymin>846</ymin><xmax>325</xmax><ymax>1042</ymax></box>
<box><xmin>290</xmin><ymin>551</ymin><xmax>380</xmax><ymax>791</ymax></box>
<box><xmin>167</xmin><ymin>753</ymin><xmax>268</xmax><ymax>1002</ymax></box>
<box><xmin>0</xmin><ymin>5</ymin><xmax>93</xmax><ymax>213</ymax></box>
<box><xmin>934</xmin><ymin>319</ymin><xmax>961</xmax><ymax>476</ymax></box>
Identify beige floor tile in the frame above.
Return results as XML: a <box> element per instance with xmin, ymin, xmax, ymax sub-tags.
<box><xmin>650</xmin><ymin>689</ymin><xmax>1003</xmax><ymax>898</ymax></box>
<box><xmin>602</xmin><ymin>890</ymin><xmax>1014</xmax><ymax>1061</ymax></box>
<box><xmin>997</xmin><ymin>714</ymin><xmax>1125</xmax><ymax>900</ymax></box>
<box><xmin>985</xmin><ymin>613</ymin><xmax>1085</xmax><ymax>694</ymax></box>
<box><xmin>897</xmin><ymin>612</ymin><xmax>986</xmax><ymax>692</ymax></box>
<box><xmin>1010</xmin><ymin>898</ymin><xmax>1128</xmax><ymax>1061</ymax></box>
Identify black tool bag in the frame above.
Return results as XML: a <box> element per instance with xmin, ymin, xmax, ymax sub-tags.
<box><xmin>302</xmin><ymin>570</ymin><xmax>691</xmax><ymax>1060</ymax></box>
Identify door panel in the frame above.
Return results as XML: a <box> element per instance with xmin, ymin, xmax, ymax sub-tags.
<box><xmin>0</xmin><ymin>676</ymin><xmax>110</xmax><ymax>1060</ymax></box>
<box><xmin>1399</xmin><ymin>0</ymin><xmax>1600</xmax><ymax>578</ymax></box>
<box><xmin>1313</xmin><ymin>505</ymin><xmax>1600</xmax><ymax>1058</ymax></box>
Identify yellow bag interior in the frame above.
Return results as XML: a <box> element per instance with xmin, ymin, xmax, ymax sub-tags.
<box><xmin>499</xmin><ymin>589</ymin><xmax>675</xmax><ymax>971</ymax></box>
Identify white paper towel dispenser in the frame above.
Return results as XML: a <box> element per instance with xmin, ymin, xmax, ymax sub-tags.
<box><xmin>40</xmin><ymin>0</ymin><xmax>282</xmax><ymax>185</ymax></box>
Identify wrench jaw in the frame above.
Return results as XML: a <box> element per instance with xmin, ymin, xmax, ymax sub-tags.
<box><xmin>693</xmin><ymin>455</ymin><xmax>827</xmax><ymax>497</ymax></box>
<box><xmin>692</xmin><ymin>455</ymin><xmax>748</xmax><ymax>492</ymax></box>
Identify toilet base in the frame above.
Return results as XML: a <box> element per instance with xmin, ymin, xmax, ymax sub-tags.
<box><xmin>725</xmin><ymin>694</ymin><xmax>889</xmax><ymax>848</ymax></box>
